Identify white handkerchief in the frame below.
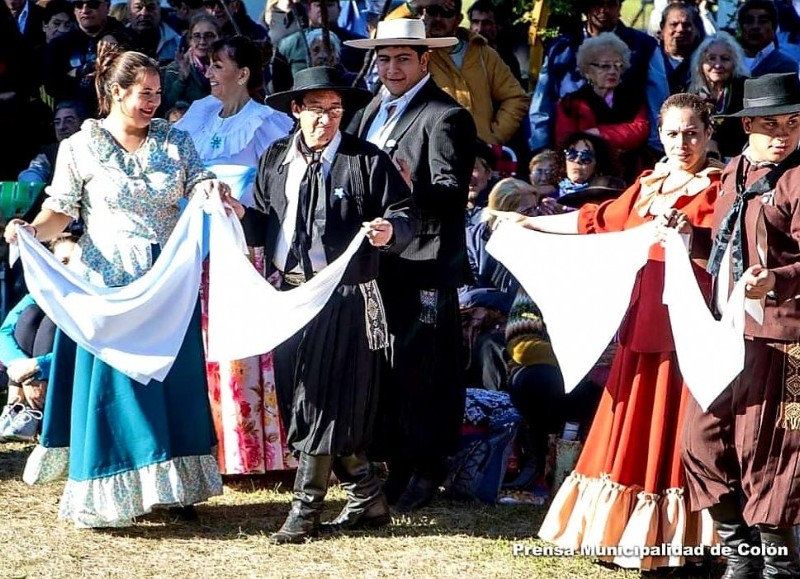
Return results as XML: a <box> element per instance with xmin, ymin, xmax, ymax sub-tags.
<box><xmin>487</xmin><ymin>221</ymin><xmax>656</xmax><ymax>392</ymax></box>
<box><xmin>205</xmin><ymin>197</ymin><xmax>368</xmax><ymax>361</ymax></box>
<box><xmin>14</xmin><ymin>194</ymin><xmax>206</xmax><ymax>384</ymax></box>
<box><xmin>663</xmin><ymin>229</ymin><xmax>752</xmax><ymax>411</ymax></box>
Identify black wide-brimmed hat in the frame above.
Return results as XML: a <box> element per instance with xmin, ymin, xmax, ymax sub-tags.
<box><xmin>719</xmin><ymin>72</ymin><xmax>800</xmax><ymax>118</ymax></box>
<box><xmin>264</xmin><ymin>66</ymin><xmax>373</xmax><ymax>114</ymax></box>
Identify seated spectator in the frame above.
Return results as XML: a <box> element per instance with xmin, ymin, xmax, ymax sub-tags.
<box><xmin>32</xmin><ymin>0</ymin><xmax>75</xmax><ymax>109</ymax></box>
<box><xmin>504</xmin><ymin>287</ymin><xmax>602</xmax><ymax>487</ymax></box>
<box><xmin>125</xmin><ymin>0</ymin><xmax>181</xmax><ymax>64</ymax></box>
<box><xmin>737</xmin><ymin>0</ymin><xmax>798</xmax><ymax>77</ymax></box>
<box><xmin>18</xmin><ymin>100</ymin><xmax>88</xmax><ymax>185</ymax></box>
<box><xmin>554</xmin><ymin>33</ymin><xmax>649</xmax><ymax>182</ymax></box>
<box><xmin>43</xmin><ymin>0</ymin><xmax>125</xmax><ymax>111</ymax></box>
<box><xmin>528</xmin><ymin>0</ymin><xmax>656</xmax><ymax>152</ymax></box>
<box><xmin>556</xmin><ymin>132</ymin><xmax>625</xmax><ymax>199</ymax></box>
<box><xmin>460</xmin><ymin>178</ymin><xmax>539</xmax><ymax>391</ymax></box>
<box><xmin>162</xmin><ymin>0</ymin><xmax>204</xmax><ymax>34</ymax></box>
<box><xmin>466</xmin><ymin>143</ymin><xmax>495</xmax><ymax>227</ymax></box>
<box><xmin>263</xmin><ymin>0</ymin><xmax>305</xmax><ymax>46</ymax></box>
<box><xmin>203</xmin><ymin>0</ymin><xmax>268</xmax><ymax>41</ymax></box>
<box><xmin>161</xmin><ymin>13</ymin><xmax>220</xmax><ymax>111</ymax></box>
<box><xmin>0</xmin><ymin>235</ymin><xmax>78</xmax><ymax>442</ymax></box>
<box><xmin>527</xmin><ymin>149</ymin><xmax>560</xmax><ymax>200</ymax></box>
<box><xmin>688</xmin><ymin>32</ymin><xmax>749</xmax><ymax>161</ymax></box>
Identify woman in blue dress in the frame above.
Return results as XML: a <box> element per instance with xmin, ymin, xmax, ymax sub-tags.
<box><xmin>4</xmin><ymin>45</ymin><xmax>225</xmax><ymax>528</ymax></box>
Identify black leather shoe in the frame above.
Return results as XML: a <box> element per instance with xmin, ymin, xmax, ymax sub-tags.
<box><xmin>394</xmin><ymin>474</ymin><xmax>437</xmax><ymax>513</ymax></box>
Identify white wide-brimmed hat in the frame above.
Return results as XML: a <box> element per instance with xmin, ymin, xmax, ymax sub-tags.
<box><xmin>344</xmin><ymin>18</ymin><xmax>457</xmax><ymax>49</ymax></box>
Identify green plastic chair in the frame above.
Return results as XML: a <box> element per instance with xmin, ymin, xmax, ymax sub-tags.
<box><xmin>0</xmin><ymin>181</ymin><xmax>44</xmax><ymax>221</ymax></box>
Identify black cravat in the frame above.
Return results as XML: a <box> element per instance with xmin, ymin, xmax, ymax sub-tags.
<box><xmin>286</xmin><ymin>143</ymin><xmax>323</xmax><ymax>280</ymax></box>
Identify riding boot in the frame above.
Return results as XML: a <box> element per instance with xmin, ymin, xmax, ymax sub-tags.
<box><xmin>709</xmin><ymin>493</ymin><xmax>764</xmax><ymax>579</ymax></box>
<box><xmin>759</xmin><ymin>525</ymin><xmax>800</xmax><ymax>578</ymax></box>
<box><xmin>269</xmin><ymin>453</ymin><xmax>333</xmax><ymax>545</ymax></box>
<box><xmin>323</xmin><ymin>452</ymin><xmax>390</xmax><ymax>531</ymax></box>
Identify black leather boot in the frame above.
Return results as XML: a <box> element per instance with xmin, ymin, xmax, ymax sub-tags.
<box><xmin>759</xmin><ymin>525</ymin><xmax>800</xmax><ymax>578</ymax></box>
<box><xmin>394</xmin><ymin>472</ymin><xmax>438</xmax><ymax>513</ymax></box>
<box><xmin>322</xmin><ymin>453</ymin><xmax>390</xmax><ymax>532</ymax></box>
<box><xmin>709</xmin><ymin>494</ymin><xmax>763</xmax><ymax>579</ymax></box>
<box><xmin>269</xmin><ymin>453</ymin><xmax>333</xmax><ymax>545</ymax></box>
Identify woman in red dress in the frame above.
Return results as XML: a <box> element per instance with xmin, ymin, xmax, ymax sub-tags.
<box><xmin>529</xmin><ymin>93</ymin><xmax>722</xmax><ymax>570</ymax></box>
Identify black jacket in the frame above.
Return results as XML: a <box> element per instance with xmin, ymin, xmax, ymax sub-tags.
<box><xmin>242</xmin><ymin>131</ymin><xmax>414</xmax><ymax>285</ymax></box>
<box><xmin>351</xmin><ymin>78</ymin><xmax>477</xmax><ymax>289</ymax></box>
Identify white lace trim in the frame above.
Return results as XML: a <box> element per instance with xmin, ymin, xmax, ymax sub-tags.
<box><xmin>55</xmin><ymin>454</ymin><xmax>222</xmax><ymax>528</ymax></box>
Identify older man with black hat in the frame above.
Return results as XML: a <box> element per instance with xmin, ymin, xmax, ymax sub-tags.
<box><xmin>227</xmin><ymin>66</ymin><xmax>414</xmax><ymax>544</ymax></box>
<box><xmin>681</xmin><ymin>72</ymin><xmax>800</xmax><ymax>578</ymax></box>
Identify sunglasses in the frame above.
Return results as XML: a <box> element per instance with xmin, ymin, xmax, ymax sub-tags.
<box><xmin>421</xmin><ymin>5</ymin><xmax>458</xmax><ymax>18</ymax></box>
<box><xmin>564</xmin><ymin>148</ymin><xmax>595</xmax><ymax>164</ymax></box>
<box><xmin>73</xmin><ymin>0</ymin><xmax>102</xmax><ymax>9</ymax></box>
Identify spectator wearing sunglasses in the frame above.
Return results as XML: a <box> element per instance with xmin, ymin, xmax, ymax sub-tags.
<box><xmin>554</xmin><ymin>32</ymin><xmax>649</xmax><ymax>183</ymax></box>
<box><xmin>162</xmin><ymin>13</ymin><xmax>220</xmax><ymax>110</ymax></box>
<box><xmin>557</xmin><ymin>131</ymin><xmax>624</xmax><ymax>199</ymax></box>
<box><xmin>42</xmin><ymin>0</ymin><xmax>126</xmax><ymax>111</ymax></box>
<box><xmin>387</xmin><ymin>0</ymin><xmax>529</xmax><ymax>146</ymax></box>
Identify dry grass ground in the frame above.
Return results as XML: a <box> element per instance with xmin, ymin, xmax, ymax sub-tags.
<box><xmin>0</xmin><ymin>442</ymin><xmax>726</xmax><ymax>579</ymax></box>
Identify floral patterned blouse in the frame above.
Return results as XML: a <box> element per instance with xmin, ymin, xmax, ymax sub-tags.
<box><xmin>43</xmin><ymin>118</ymin><xmax>214</xmax><ymax>287</ymax></box>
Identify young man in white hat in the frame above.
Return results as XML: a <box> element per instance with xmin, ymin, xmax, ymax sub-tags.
<box><xmin>228</xmin><ymin>66</ymin><xmax>414</xmax><ymax>544</ymax></box>
<box><xmin>346</xmin><ymin>18</ymin><xmax>477</xmax><ymax>513</ymax></box>
<box><xmin>681</xmin><ymin>72</ymin><xmax>800</xmax><ymax>577</ymax></box>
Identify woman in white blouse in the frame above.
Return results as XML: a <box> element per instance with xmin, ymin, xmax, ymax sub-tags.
<box><xmin>176</xmin><ymin>35</ymin><xmax>296</xmax><ymax>477</ymax></box>
<box><xmin>176</xmin><ymin>35</ymin><xmax>293</xmax><ymax>206</ymax></box>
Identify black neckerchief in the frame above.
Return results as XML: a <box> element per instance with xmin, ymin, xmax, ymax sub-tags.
<box><xmin>707</xmin><ymin>149</ymin><xmax>800</xmax><ymax>280</ymax></box>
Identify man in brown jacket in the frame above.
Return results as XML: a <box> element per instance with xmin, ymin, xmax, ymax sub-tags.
<box><xmin>388</xmin><ymin>0</ymin><xmax>529</xmax><ymax>145</ymax></box>
<box><xmin>681</xmin><ymin>73</ymin><xmax>800</xmax><ymax>578</ymax></box>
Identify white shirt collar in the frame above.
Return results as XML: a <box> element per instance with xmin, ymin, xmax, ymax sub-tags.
<box><xmin>378</xmin><ymin>73</ymin><xmax>430</xmax><ymax>111</ymax></box>
<box><xmin>282</xmin><ymin>130</ymin><xmax>342</xmax><ymax>166</ymax></box>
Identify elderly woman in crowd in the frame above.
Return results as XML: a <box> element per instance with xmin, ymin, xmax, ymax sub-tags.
<box><xmin>162</xmin><ymin>14</ymin><xmax>221</xmax><ymax>112</ymax></box>
<box><xmin>688</xmin><ymin>31</ymin><xmax>749</xmax><ymax>162</ymax></box>
<box><xmin>176</xmin><ymin>35</ymin><xmax>295</xmax><ymax>476</ymax></box>
<box><xmin>520</xmin><ymin>93</ymin><xmax>722</xmax><ymax>571</ymax></box>
<box><xmin>554</xmin><ymin>32</ymin><xmax>649</xmax><ymax>181</ymax></box>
